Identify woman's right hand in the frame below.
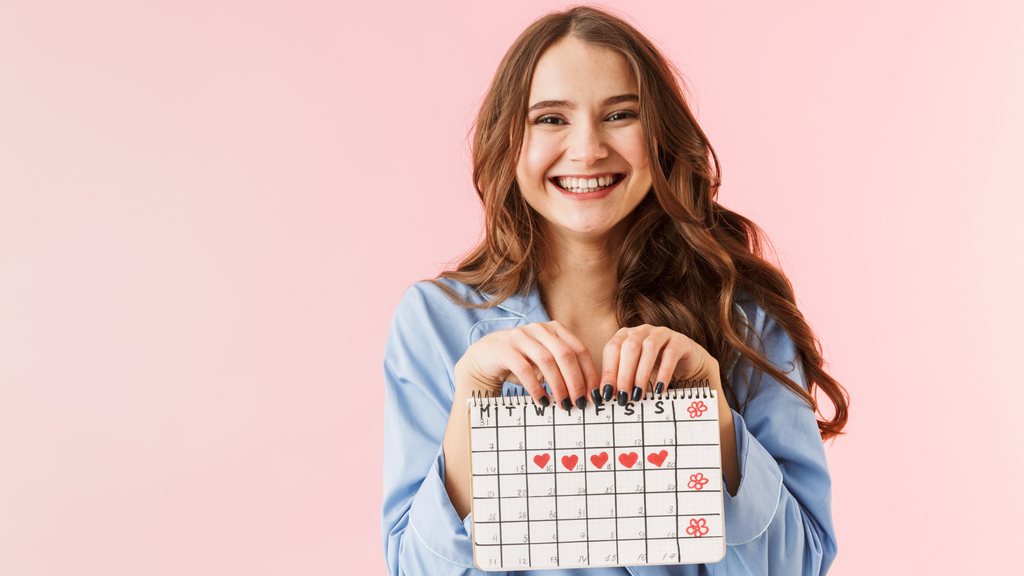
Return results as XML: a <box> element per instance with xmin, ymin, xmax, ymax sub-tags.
<box><xmin>454</xmin><ymin>321</ymin><xmax>600</xmax><ymax>410</ymax></box>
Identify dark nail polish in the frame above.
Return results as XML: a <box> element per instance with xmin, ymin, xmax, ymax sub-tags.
<box><xmin>655</xmin><ymin>381</ymin><xmax>665</xmax><ymax>395</ymax></box>
<box><xmin>561</xmin><ymin>398</ymin><xmax>572</xmax><ymax>411</ymax></box>
<box><xmin>539</xmin><ymin>396</ymin><xmax>550</xmax><ymax>408</ymax></box>
<box><xmin>632</xmin><ymin>386</ymin><xmax>643</xmax><ymax>401</ymax></box>
<box><xmin>617</xmin><ymin>391</ymin><xmax>628</xmax><ymax>406</ymax></box>
<box><xmin>591</xmin><ymin>388</ymin><xmax>603</xmax><ymax>406</ymax></box>
<box><xmin>602</xmin><ymin>384</ymin><xmax>614</xmax><ymax>401</ymax></box>
<box><xmin>576</xmin><ymin>396</ymin><xmax>587</xmax><ymax>410</ymax></box>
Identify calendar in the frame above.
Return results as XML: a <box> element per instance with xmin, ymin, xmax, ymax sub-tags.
<box><xmin>467</xmin><ymin>386</ymin><xmax>726</xmax><ymax>570</ymax></box>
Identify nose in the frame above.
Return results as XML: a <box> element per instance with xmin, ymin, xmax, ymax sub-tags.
<box><xmin>566</xmin><ymin>121</ymin><xmax>608</xmax><ymax>165</ymax></box>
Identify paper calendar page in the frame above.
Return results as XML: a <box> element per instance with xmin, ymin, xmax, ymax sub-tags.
<box><xmin>467</xmin><ymin>388</ymin><xmax>726</xmax><ymax>571</ymax></box>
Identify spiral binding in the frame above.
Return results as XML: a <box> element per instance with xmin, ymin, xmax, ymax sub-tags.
<box><xmin>470</xmin><ymin>380</ymin><xmax>712</xmax><ymax>406</ymax></box>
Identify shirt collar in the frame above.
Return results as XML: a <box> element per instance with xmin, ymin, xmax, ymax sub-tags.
<box><xmin>488</xmin><ymin>284</ymin><xmax>550</xmax><ymax>325</ymax></box>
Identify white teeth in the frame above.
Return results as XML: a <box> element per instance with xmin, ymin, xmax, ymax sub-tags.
<box><xmin>555</xmin><ymin>175</ymin><xmax>618</xmax><ymax>193</ymax></box>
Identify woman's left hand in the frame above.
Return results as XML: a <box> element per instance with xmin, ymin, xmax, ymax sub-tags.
<box><xmin>600</xmin><ymin>324</ymin><xmax>722</xmax><ymax>404</ymax></box>
<box><xmin>601</xmin><ymin>324</ymin><xmax>740</xmax><ymax>494</ymax></box>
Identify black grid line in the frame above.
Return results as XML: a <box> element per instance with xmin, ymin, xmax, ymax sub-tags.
<box><xmin>581</xmin><ymin>405</ymin><xmax>590</xmax><ymax>567</ymax></box>
<box><xmin>640</xmin><ymin>402</ymin><xmax>649</xmax><ymax>563</ymax></box>
<box><xmin>551</xmin><ymin>403</ymin><xmax>559</xmax><ymax>565</ymax></box>
<box><xmin>521</xmin><ymin>405</ymin><xmax>531</xmax><ymax>565</ymax></box>
<box><xmin>672</xmin><ymin>400</ymin><xmax>681</xmax><ymax>560</ymax></box>
<box><xmin>610</xmin><ymin>398</ymin><xmax>620</xmax><ymax>564</ymax></box>
<box><xmin>494</xmin><ymin>405</ymin><xmax>503</xmax><ymax>568</ymax></box>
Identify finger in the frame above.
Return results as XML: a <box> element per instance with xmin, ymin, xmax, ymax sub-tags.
<box><xmin>661</xmin><ymin>335</ymin><xmax>721</xmax><ymax>391</ymax></box>
<box><xmin>511</xmin><ymin>330</ymin><xmax>572</xmax><ymax>410</ymax></box>
<box><xmin>503</xmin><ymin>350</ymin><xmax>550</xmax><ymax>408</ymax></box>
<box><xmin>616</xmin><ymin>332</ymin><xmax>646</xmax><ymax>402</ymax></box>
<box><xmin>601</xmin><ymin>330</ymin><xmax>629</xmax><ymax>405</ymax></box>
<box><xmin>654</xmin><ymin>338</ymin><xmax>682</xmax><ymax>394</ymax></box>
<box><xmin>616</xmin><ymin>330</ymin><xmax>646</xmax><ymax>403</ymax></box>
<box><xmin>525</xmin><ymin>324</ymin><xmax>589</xmax><ymax>410</ymax></box>
<box><xmin>546</xmin><ymin>322</ymin><xmax>601</xmax><ymax>406</ymax></box>
<box><xmin>635</xmin><ymin>330</ymin><xmax>671</xmax><ymax>395</ymax></box>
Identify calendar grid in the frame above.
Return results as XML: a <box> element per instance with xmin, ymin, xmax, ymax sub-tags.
<box><xmin>468</xmin><ymin>389</ymin><xmax>725</xmax><ymax>571</ymax></box>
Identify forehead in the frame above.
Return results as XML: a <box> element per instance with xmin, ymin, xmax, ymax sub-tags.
<box><xmin>528</xmin><ymin>37</ymin><xmax>637</xmax><ymax>104</ymax></box>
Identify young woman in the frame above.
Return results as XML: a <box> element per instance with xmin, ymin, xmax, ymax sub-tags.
<box><xmin>382</xmin><ymin>6</ymin><xmax>848</xmax><ymax>575</ymax></box>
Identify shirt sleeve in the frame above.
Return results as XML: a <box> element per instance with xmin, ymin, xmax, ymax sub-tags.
<box><xmin>380</xmin><ymin>285</ymin><xmax>507</xmax><ymax>576</ymax></box>
<box><xmin>712</xmin><ymin>310</ymin><xmax>838</xmax><ymax>575</ymax></box>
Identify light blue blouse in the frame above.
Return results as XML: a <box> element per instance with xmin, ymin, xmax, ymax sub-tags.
<box><xmin>382</xmin><ymin>278</ymin><xmax>837</xmax><ymax>575</ymax></box>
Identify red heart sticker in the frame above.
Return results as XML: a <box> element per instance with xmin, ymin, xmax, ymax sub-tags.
<box><xmin>618</xmin><ymin>452</ymin><xmax>639</xmax><ymax>468</ymax></box>
<box><xmin>533</xmin><ymin>454</ymin><xmax>550</xmax><ymax>469</ymax></box>
<box><xmin>647</xmin><ymin>450</ymin><xmax>668</xmax><ymax>467</ymax></box>
<box><xmin>561</xmin><ymin>455</ymin><xmax>579</xmax><ymax>471</ymax></box>
<box><xmin>590</xmin><ymin>452</ymin><xmax>609</xmax><ymax>469</ymax></box>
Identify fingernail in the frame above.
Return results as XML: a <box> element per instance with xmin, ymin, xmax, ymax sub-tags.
<box><xmin>561</xmin><ymin>398</ymin><xmax>572</xmax><ymax>411</ymax></box>
<box><xmin>575</xmin><ymin>396</ymin><xmax>587</xmax><ymax>410</ymax></box>
<box><xmin>655</xmin><ymin>381</ymin><xmax>665</xmax><ymax>395</ymax></box>
<box><xmin>617</xmin><ymin>391</ymin><xmax>628</xmax><ymax>406</ymax></box>
<box><xmin>602</xmin><ymin>384</ymin><xmax>614</xmax><ymax>401</ymax></box>
<box><xmin>539</xmin><ymin>396</ymin><xmax>550</xmax><ymax>408</ymax></box>
<box><xmin>632</xmin><ymin>386</ymin><xmax>643</xmax><ymax>402</ymax></box>
<box><xmin>591</xmin><ymin>388</ymin><xmax>603</xmax><ymax>406</ymax></box>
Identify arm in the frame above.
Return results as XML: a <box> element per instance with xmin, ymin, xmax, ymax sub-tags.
<box><xmin>713</xmin><ymin>308</ymin><xmax>838</xmax><ymax>575</ymax></box>
<box><xmin>381</xmin><ymin>285</ymin><xmax>502</xmax><ymax>576</ymax></box>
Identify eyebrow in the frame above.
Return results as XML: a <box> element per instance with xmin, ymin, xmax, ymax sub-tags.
<box><xmin>527</xmin><ymin>93</ymin><xmax>639</xmax><ymax>113</ymax></box>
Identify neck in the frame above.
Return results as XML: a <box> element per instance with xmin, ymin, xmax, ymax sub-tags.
<box><xmin>536</xmin><ymin>225</ymin><xmax>623</xmax><ymax>327</ymax></box>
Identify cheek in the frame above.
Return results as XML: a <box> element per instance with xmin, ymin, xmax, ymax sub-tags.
<box><xmin>619</xmin><ymin>131</ymin><xmax>650</xmax><ymax>170</ymax></box>
<box><xmin>520</xmin><ymin>132</ymin><xmax>559</xmax><ymax>180</ymax></box>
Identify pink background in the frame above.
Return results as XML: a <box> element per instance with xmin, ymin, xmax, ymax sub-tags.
<box><xmin>1</xmin><ymin>0</ymin><xmax>1021</xmax><ymax>574</ymax></box>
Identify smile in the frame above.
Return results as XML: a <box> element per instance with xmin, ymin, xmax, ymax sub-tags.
<box><xmin>552</xmin><ymin>174</ymin><xmax>624</xmax><ymax>194</ymax></box>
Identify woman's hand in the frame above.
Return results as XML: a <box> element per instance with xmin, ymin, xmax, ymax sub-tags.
<box><xmin>601</xmin><ymin>324</ymin><xmax>722</xmax><ymax>405</ymax></box>
<box><xmin>455</xmin><ymin>321</ymin><xmax>601</xmax><ymax>410</ymax></box>
<box><xmin>601</xmin><ymin>324</ymin><xmax>739</xmax><ymax>494</ymax></box>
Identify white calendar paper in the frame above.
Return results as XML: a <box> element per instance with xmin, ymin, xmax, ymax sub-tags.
<box><xmin>467</xmin><ymin>387</ymin><xmax>726</xmax><ymax>571</ymax></box>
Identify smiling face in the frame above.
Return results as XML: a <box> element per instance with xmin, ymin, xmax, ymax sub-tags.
<box><xmin>516</xmin><ymin>37</ymin><xmax>653</xmax><ymax>243</ymax></box>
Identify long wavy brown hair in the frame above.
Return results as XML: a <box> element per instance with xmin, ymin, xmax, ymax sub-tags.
<box><xmin>434</xmin><ymin>5</ymin><xmax>848</xmax><ymax>440</ymax></box>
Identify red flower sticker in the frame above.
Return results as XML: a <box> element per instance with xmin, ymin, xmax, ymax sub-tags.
<box><xmin>688</xmin><ymin>473</ymin><xmax>709</xmax><ymax>490</ymax></box>
<box><xmin>687</xmin><ymin>400</ymin><xmax>708</xmax><ymax>418</ymax></box>
<box><xmin>686</xmin><ymin>518</ymin><xmax>709</xmax><ymax>537</ymax></box>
